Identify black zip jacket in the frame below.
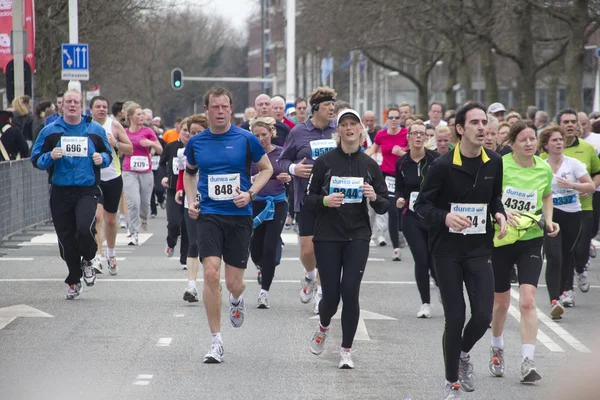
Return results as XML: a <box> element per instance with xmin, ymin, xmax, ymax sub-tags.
<box><xmin>304</xmin><ymin>145</ymin><xmax>389</xmax><ymax>242</ymax></box>
<box><xmin>413</xmin><ymin>145</ymin><xmax>505</xmax><ymax>257</ymax></box>
<box><xmin>158</xmin><ymin>140</ymin><xmax>184</xmax><ymax>190</ymax></box>
<box><xmin>395</xmin><ymin>149</ymin><xmax>439</xmax><ymax>216</ymax></box>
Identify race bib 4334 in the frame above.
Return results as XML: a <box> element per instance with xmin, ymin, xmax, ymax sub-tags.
<box><xmin>502</xmin><ymin>186</ymin><xmax>537</xmax><ymax>212</ymax></box>
<box><xmin>329</xmin><ymin>176</ymin><xmax>364</xmax><ymax>204</ymax></box>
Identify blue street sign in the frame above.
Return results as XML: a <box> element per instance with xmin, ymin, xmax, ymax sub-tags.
<box><xmin>61</xmin><ymin>43</ymin><xmax>89</xmax><ymax>81</ymax></box>
<box><xmin>596</xmin><ymin>47</ymin><xmax>600</xmax><ymax>59</ymax></box>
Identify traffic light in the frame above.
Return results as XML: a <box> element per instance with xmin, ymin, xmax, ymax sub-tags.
<box><xmin>5</xmin><ymin>59</ymin><xmax>33</xmax><ymax>104</ymax></box>
<box><xmin>171</xmin><ymin>68</ymin><xmax>183</xmax><ymax>90</ymax></box>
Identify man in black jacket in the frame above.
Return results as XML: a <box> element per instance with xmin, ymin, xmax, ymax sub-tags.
<box><xmin>414</xmin><ymin>102</ymin><xmax>507</xmax><ymax>400</ymax></box>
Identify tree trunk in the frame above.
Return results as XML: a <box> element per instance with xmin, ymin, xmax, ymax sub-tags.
<box><xmin>481</xmin><ymin>43</ymin><xmax>499</xmax><ymax>104</ymax></box>
<box><xmin>418</xmin><ymin>52</ymin><xmax>430</xmax><ymax>114</ymax></box>
<box><xmin>564</xmin><ymin>0</ymin><xmax>588</xmax><ymax>111</ymax></box>
<box><xmin>458</xmin><ymin>49</ymin><xmax>472</xmax><ymax>101</ymax></box>
<box><xmin>445</xmin><ymin>54</ymin><xmax>457</xmax><ymax>110</ymax></box>
<box><xmin>548</xmin><ymin>74</ymin><xmax>559</xmax><ymax>118</ymax></box>
<box><xmin>517</xmin><ymin>3</ymin><xmax>536</xmax><ymax>112</ymax></box>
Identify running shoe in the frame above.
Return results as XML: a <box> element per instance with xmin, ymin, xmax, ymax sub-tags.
<box><xmin>520</xmin><ymin>357</ymin><xmax>541</xmax><ymax>383</ymax></box>
<box><xmin>417</xmin><ymin>303</ymin><xmax>432</xmax><ymax>318</ymax></box>
<box><xmin>590</xmin><ymin>243</ymin><xmax>596</xmax><ymax>258</ymax></box>
<box><xmin>577</xmin><ymin>271</ymin><xmax>590</xmax><ymax>293</ymax></box>
<box><xmin>65</xmin><ymin>282</ymin><xmax>82</xmax><ymax>300</ymax></box>
<box><xmin>165</xmin><ymin>244</ymin><xmax>174</xmax><ymax>258</ymax></box>
<box><xmin>284</xmin><ymin>215</ymin><xmax>292</xmax><ymax>230</ymax></box>
<box><xmin>339</xmin><ymin>348</ymin><xmax>354</xmax><ymax>369</ymax></box>
<box><xmin>150</xmin><ymin>213</ymin><xmax>157</xmax><ymax>219</ymax></box>
<box><xmin>160</xmin><ymin>201</ymin><xmax>166</xmax><ymax>210</ymax></box>
<box><xmin>91</xmin><ymin>255</ymin><xmax>104</xmax><ymax>274</ymax></box>
<box><xmin>82</xmin><ymin>260</ymin><xmax>96</xmax><ymax>286</ymax></box>
<box><xmin>203</xmin><ymin>342</ymin><xmax>224</xmax><ymax>363</ymax></box>
<box><xmin>378</xmin><ymin>235</ymin><xmax>387</xmax><ymax>246</ymax></box>
<box><xmin>181</xmin><ymin>264</ymin><xmax>187</xmax><ymax>270</ymax></box>
<box><xmin>119</xmin><ymin>214</ymin><xmax>127</xmax><ymax>229</ymax></box>
<box><xmin>561</xmin><ymin>290</ymin><xmax>575</xmax><ymax>307</ymax></box>
<box><xmin>107</xmin><ymin>256</ymin><xmax>118</xmax><ymax>276</ymax></box>
<box><xmin>313</xmin><ymin>292</ymin><xmax>322</xmax><ymax>314</ymax></box>
<box><xmin>443</xmin><ymin>382</ymin><xmax>461</xmax><ymax>399</ymax></box>
<box><xmin>488</xmin><ymin>347</ymin><xmax>505</xmax><ymax>377</ymax></box>
<box><xmin>369</xmin><ymin>239</ymin><xmax>376</xmax><ymax>247</ymax></box>
<box><xmin>257</xmin><ymin>291</ymin><xmax>269</xmax><ymax>309</ymax></box>
<box><xmin>128</xmin><ymin>232</ymin><xmax>139</xmax><ymax>246</ymax></box>
<box><xmin>458</xmin><ymin>356</ymin><xmax>475</xmax><ymax>392</ymax></box>
<box><xmin>300</xmin><ymin>277</ymin><xmax>317</xmax><ymax>303</ymax></box>
<box><xmin>398</xmin><ymin>232</ymin><xmax>407</xmax><ymax>248</ymax></box>
<box><xmin>257</xmin><ymin>270</ymin><xmax>262</xmax><ymax>285</ymax></box>
<box><xmin>183</xmin><ymin>287</ymin><xmax>199</xmax><ymax>303</ymax></box>
<box><xmin>229</xmin><ymin>295</ymin><xmax>246</xmax><ymax>328</ymax></box>
<box><xmin>550</xmin><ymin>299</ymin><xmax>564</xmax><ymax>320</ymax></box>
<box><xmin>392</xmin><ymin>248</ymin><xmax>401</xmax><ymax>261</ymax></box>
<box><xmin>141</xmin><ymin>220</ymin><xmax>148</xmax><ymax>231</ymax></box>
<box><xmin>310</xmin><ymin>325</ymin><xmax>328</xmax><ymax>355</ymax></box>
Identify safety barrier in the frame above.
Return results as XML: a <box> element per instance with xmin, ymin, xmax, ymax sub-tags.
<box><xmin>0</xmin><ymin>159</ymin><xmax>51</xmax><ymax>240</ymax></box>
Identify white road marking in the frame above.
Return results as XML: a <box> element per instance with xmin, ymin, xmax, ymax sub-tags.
<box><xmin>133</xmin><ymin>374</ymin><xmax>153</xmax><ymax>386</ymax></box>
<box><xmin>510</xmin><ymin>289</ymin><xmax>591</xmax><ymax>353</ymax></box>
<box><xmin>507</xmin><ymin>304</ymin><xmax>563</xmax><ymax>352</ymax></box>
<box><xmin>156</xmin><ymin>338</ymin><xmax>172</xmax><ymax>346</ymax></box>
<box><xmin>0</xmin><ymin>305</ymin><xmax>53</xmax><ymax>331</ymax></box>
<box><xmin>280</xmin><ymin>257</ymin><xmax>385</xmax><ymax>262</ymax></box>
<box><xmin>280</xmin><ymin>233</ymin><xmax>298</xmax><ymax>245</ymax></box>
<box><xmin>310</xmin><ymin>309</ymin><xmax>397</xmax><ymax>341</ymax></box>
<box><xmin>18</xmin><ymin>233</ymin><xmax>153</xmax><ymax>246</ymax></box>
<box><xmin>0</xmin><ymin>258</ymin><xmax>34</xmax><ymax>261</ymax></box>
<box><xmin>174</xmin><ymin>314</ymin><xmax>184</xmax><ymax>317</ymax></box>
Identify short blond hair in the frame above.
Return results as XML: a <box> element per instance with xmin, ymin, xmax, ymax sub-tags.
<box><xmin>250</xmin><ymin>116</ymin><xmax>277</xmax><ymax>138</ymax></box>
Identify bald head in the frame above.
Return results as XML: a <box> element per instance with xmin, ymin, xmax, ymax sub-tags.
<box><xmin>271</xmin><ymin>97</ymin><xmax>286</xmax><ymax>121</ymax></box>
<box><xmin>363</xmin><ymin>110</ymin><xmax>376</xmax><ymax>132</ymax></box>
<box><xmin>255</xmin><ymin>94</ymin><xmax>271</xmax><ymax>117</ymax></box>
<box><xmin>578</xmin><ymin>111</ymin><xmax>591</xmax><ymax>137</ymax></box>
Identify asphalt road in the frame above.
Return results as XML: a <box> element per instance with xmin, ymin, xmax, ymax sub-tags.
<box><xmin>1</xmin><ymin>212</ymin><xmax>598</xmax><ymax>400</ymax></box>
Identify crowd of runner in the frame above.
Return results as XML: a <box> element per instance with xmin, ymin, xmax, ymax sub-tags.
<box><xmin>8</xmin><ymin>83</ymin><xmax>597</xmax><ymax>399</ymax></box>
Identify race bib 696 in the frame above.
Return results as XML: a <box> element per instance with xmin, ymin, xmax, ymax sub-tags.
<box><xmin>61</xmin><ymin>137</ymin><xmax>88</xmax><ymax>157</ymax></box>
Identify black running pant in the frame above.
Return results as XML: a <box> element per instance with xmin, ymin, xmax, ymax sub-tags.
<box><xmin>50</xmin><ymin>185</ymin><xmax>101</xmax><ymax>285</ymax></box>
<box><xmin>433</xmin><ymin>255</ymin><xmax>494</xmax><ymax>383</ymax></box>
<box><xmin>574</xmin><ymin>210</ymin><xmax>593</xmax><ymax>275</ymax></box>
<box><xmin>402</xmin><ymin>213</ymin><xmax>437</xmax><ymax>304</ymax></box>
<box><xmin>150</xmin><ymin>170</ymin><xmax>165</xmax><ymax>215</ymax></box>
<box><xmin>251</xmin><ymin>200</ymin><xmax>288</xmax><ymax>291</ymax></box>
<box><xmin>545</xmin><ymin>209</ymin><xmax>581</xmax><ymax>301</ymax></box>
<box><xmin>165</xmin><ymin>188</ymin><xmax>188</xmax><ymax>264</ymax></box>
<box><xmin>315</xmin><ymin>240</ymin><xmax>369</xmax><ymax>349</ymax></box>
<box><xmin>592</xmin><ymin>192</ymin><xmax>600</xmax><ymax>239</ymax></box>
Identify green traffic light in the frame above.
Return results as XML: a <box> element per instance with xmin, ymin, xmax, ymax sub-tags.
<box><xmin>174</xmin><ymin>81</ymin><xmax>181</xmax><ymax>88</ymax></box>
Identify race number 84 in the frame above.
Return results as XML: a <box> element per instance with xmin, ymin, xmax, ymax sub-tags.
<box><xmin>214</xmin><ymin>184</ymin><xmax>233</xmax><ymax>196</ymax></box>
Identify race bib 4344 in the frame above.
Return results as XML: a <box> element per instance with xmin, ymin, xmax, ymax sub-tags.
<box><xmin>329</xmin><ymin>176</ymin><xmax>364</xmax><ymax>204</ymax></box>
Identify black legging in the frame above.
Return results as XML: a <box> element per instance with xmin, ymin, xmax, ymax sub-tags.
<box><xmin>592</xmin><ymin>192</ymin><xmax>600</xmax><ymax>239</ymax></box>
<box><xmin>383</xmin><ymin>172</ymin><xmax>400</xmax><ymax>248</ymax></box>
<box><xmin>314</xmin><ymin>240</ymin><xmax>369</xmax><ymax>349</ymax></box>
<box><xmin>165</xmin><ymin>189</ymin><xmax>188</xmax><ymax>265</ymax></box>
<box><xmin>545</xmin><ymin>209</ymin><xmax>582</xmax><ymax>301</ymax></box>
<box><xmin>184</xmin><ymin>208</ymin><xmax>199</xmax><ymax>258</ymax></box>
<box><xmin>433</xmin><ymin>255</ymin><xmax>494</xmax><ymax>383</ymax></box>
<box><xmin>402</xmin><ymin>212</ymin><xmax>437</xmax><ymax>304</ymax></box>
<box><xmin>251</xmin><ymin>200</ymin><xmax>288</xmax><ymax>291</ymax></box>
<box><xmin>574</xmin><ymin>210</ymin><xmax>593</xmax><ymax>275</ymax></box>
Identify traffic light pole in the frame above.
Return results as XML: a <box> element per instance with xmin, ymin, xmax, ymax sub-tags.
<box><xmin>68</xmin><ymin>0</ymin><xmax>82</xmax><ymax>95</ymax></box>
<box><xmin>11</xmin><ymin>0</ymin><xmax>25</xmax><ymax>99</ymax></box>
<box><xmin>182</xmin><ymin>76</ymin><xmax>278</xmax><ymax>95</ymax></box>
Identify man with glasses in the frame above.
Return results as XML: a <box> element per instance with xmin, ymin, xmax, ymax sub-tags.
<box><xmin>425</xmin><ymin>102</ymin><xmax>447</xmax><ymax>129</ymax></box>
<box><xmin>487</xmin><ymin>102</ymin><xmax>506</xmax><ymax>122</ymax></box>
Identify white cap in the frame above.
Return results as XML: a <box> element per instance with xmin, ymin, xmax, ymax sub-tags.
<box><xmin>286</xmin><ymin>107</ymin><xmax>296</xmax><ymax>116</ymax></box>
<box><xmin>488</xmin><ymin>102</ymin><xmax>506</xmax><ymax>114</ymax></box>
<box><xmin>336</xmin><ymin>109</ymin><xmax>362</xmax><ymax>125</ymax></box>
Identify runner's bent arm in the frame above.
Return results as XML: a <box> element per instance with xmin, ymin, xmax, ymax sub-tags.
<box><xmin>489</xmin><ymin>159</ymin><xmax>506</xmax><ymax>219</ymax></box>
<box><xmin>278</xmin><ymin>130</ymin><xmax>297</xmax><ymax>175</ymax></box>
<box><xmin>248</xmin><ymin>154</ymin><xmax>273</xmax><ymax>194</ymax></box>
<box><xmin>184</xmin><ymin>164</ymin><xmax>198</xmax><ymax>207</ymax></box>
<box><xmin>30</xmin><ymin>127</ymin><xmax>54</xmax><ymax>169</ymax></box>
<box><xmin>303</xmin><ymin>158</ymin><xmax>326</xmax><ymax>211</ymax></box>
<box><xmin>96</xmin><ymin>128</ymin><xmax>113</xmax><ymax>168</ymax></box>
<box><xmin>413</xmin><ymin>160</ymin><xmax>448</xmax><ymax>225</ymax></box>
<box><xmin>369</xmin><ymin>161</ymin><xmax>391</xmax><ymax>214</ymax></box>
<box><xmin>395</xmin><ymin>156</ymin><xmax>406</xmax><ymax>203</ymax></box>
<box><xmin>112</xmin><ymin>120</ymin><xmax>133</xmax><ymax>155</ymax></box>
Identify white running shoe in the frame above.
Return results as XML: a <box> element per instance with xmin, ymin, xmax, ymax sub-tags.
<box><xmin>65</xmin><ymin>282</ymin><xmax>82</xmax><ymax>300</ymax></box>
<box><xmin>82</xmin><ymin>260</ymin><xmax>97</xmax><ymax>286</ymax></box>
<box><xmin>165</xmin><ymin>244</ymin><xmax>174</xmax><ymax>257</ymax></box>
<box><xmin>443</xmin><ymin>382</ymin><xmax>461</xmax><ymax>399</ymax></box>
<box><xmin>203</xmin><ymin>342</ymin><xmax>224</xmax><ymax>363</ymax></box>
<box><xmin>392</xmin><ymin>248</ymin><xmax>401</xmax><ymax>261</ymax></box>
<box><xmin>229</xmin><ymin>295</ymin><xmax>246</xmax><ymax>328</ymax></box>
<box><xmin>338</xmin><ymin>348</ymin><xmax>354</xmax><ymax>369</ymax></box>
<box><xmin>577</xmin><ymin>271</ymin><xmax>590</xmax><ymax>293</ymax></box>
<box><xmin>128</xmin><ymin>232</ymin><xmax>139</xmax><ymax>246</ymax></box>
<box><xmin>91</xmin><ymin>255</ymin><xmax>103</xmax><ymax>274</ymax></box>
<box><xmin>183</xmin><ymin>287</ymin><xmax>199</xmax><ymax>303</ymax></box>
<box><xmin>119</xmin><ymin>214</ymin><xmax>127</xmax><ymax>229</ymax></box>
<box><xmin>257</xmin><ymin>291</ymin><xmax>269</xmax><ymax>309</ymax></box>
<box><xmin>313</xmin><ymin>292</ymin><xmax>322</xmax><ymax>315</ymax></box>
<box><xmin>107</xmin><ymin>256</ymin><xmax>118</xmax><ymax>276</ymax></box>
<box><xmin>417</xmin><ymin>303</ymin><xmax>432</xmax><ymax>318</ymax></box>
<box><xmin>369</xmin><ymin>239</ymin><xmax>376</xmax><ymax>247</ymax></box>
<box><xmin>561</xmin><ymin>290</ymin><xmax>575</xmax><ymax>307</ymax></box>
<box><xmin>377</xmin><ymin>235</ymin><xmax>387</xmax><ymax>246</ymax></box>
<box><xmin>310</xmin><ymin>325</ymin><xmax>328</xmax><ymax>355</ymax></box>
<box><xmin>300</xmin><ymin>277</ymin><xmax>317</xmax><ymax>304</ymax></box>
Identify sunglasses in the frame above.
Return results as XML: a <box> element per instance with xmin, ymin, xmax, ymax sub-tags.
<box><xmin>387</xmin><ymin>116</ymin><xmax>400</xmax><ymax>120</ymax></box>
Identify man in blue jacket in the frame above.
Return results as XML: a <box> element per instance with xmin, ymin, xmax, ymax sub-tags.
<box><xmin>31</xmin><ymin>90</ymin><xmax>112</xmax><ymax>299</ymax></box>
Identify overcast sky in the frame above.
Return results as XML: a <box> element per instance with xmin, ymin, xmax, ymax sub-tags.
<box><xmin>203</xmin><ymin>0</ymin><xmax>258</xmax><ymax>30</ymax></box>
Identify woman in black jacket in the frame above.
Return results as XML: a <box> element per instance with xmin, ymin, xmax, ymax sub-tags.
<box><xmin>395</xmin><ymin>119</ymin><xmax>439</xmax><ymax>319</ymax></box>
<box><xmin>0</xmin><ymin>110</ymin><xmax>29</xmax><ymax>161</ymax></box>
<box><xmin>305</xmin><ymin>109</ymin><xmax>389</xmax><ymax>369</ymax></box>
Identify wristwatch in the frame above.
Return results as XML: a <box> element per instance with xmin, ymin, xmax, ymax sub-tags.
<box><xmin>248</xmin><ymin>190</ymin><xmax>257</xmax><ymax>201</ymax></box>
<box><xmin>115</xmin><ymin>141</ymin><xmax>120</xmax><ymax>150</ymax></box>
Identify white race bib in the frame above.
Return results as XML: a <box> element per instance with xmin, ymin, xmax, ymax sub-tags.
<box><xmin>208</xmin><ymin>173</ymin><xmax>240</xmax><ymax>200</ymax></box>
<box><xmin>329</xmin><ymin>176</ymin><xmax>364</xmax><ymax>204</ymax></box>
<box><xmin>310</xmin><ymin>139</ymin><xmax>336</xmax><ymax>160</ymax></box>
<box><xmin>385</xmin><ymin>176</ymin><xmax>395</xmax><ymax>193</ymax></box>
<box><xmin>172</xmin><ymin>158</ymin><xmax>179</xmax><ymax>175</ymax></box>
<box><xmin>449</xmin><ymin>203</ymin><xmax>487</xmax><ymax>235</ymax></box>
<box><xmin>131</xmin><ymin>156</ymin><xmax>150</xmax><ymax>171</ymax></box>
<box><xmin>61</xmin><ymin>137</ymin><xmax>88</xmax><ymax>157</ymax></box>
<box><xmin>409</xmin><ymin>191</ymin><xmax>419</xmax><ymax>212</ymax></box>
<box><xmin>151</xmin><ymin>155</ymin><xmax>160</xmax><ymax>171</ymax></box>
<box><xmin>502</xmin><ymin>186</ymin><xmax>537</xmax><ymax>213</ymax></box>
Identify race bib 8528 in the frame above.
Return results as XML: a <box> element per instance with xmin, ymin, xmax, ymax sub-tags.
<box><xmin>449</xmin><ymin>203</ymin><xmax>487</xmax><ymax>235</ymax></box>
<box><xmin>208</xmin><ymin>173</ymin><xmax>240</xmax><ymax>201</ymax></box>
<box><xmin>310</xmin><ymin>139</ymin><xmax>336</xmax><ymax>160</ymax></box>
<box><xmin>329</xmin><ymin>176</ymin><xmax>364</xmax><ymax>204</ymax></box>
<box><xmin>502</xmin><ymin>186</ymin><xmax>537</xmax><ymax>212</ymax></box>
<box><xmin>61</xmin><ymin>137</ymin><xmax>88</xmax><ymax>157</ymax></box>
